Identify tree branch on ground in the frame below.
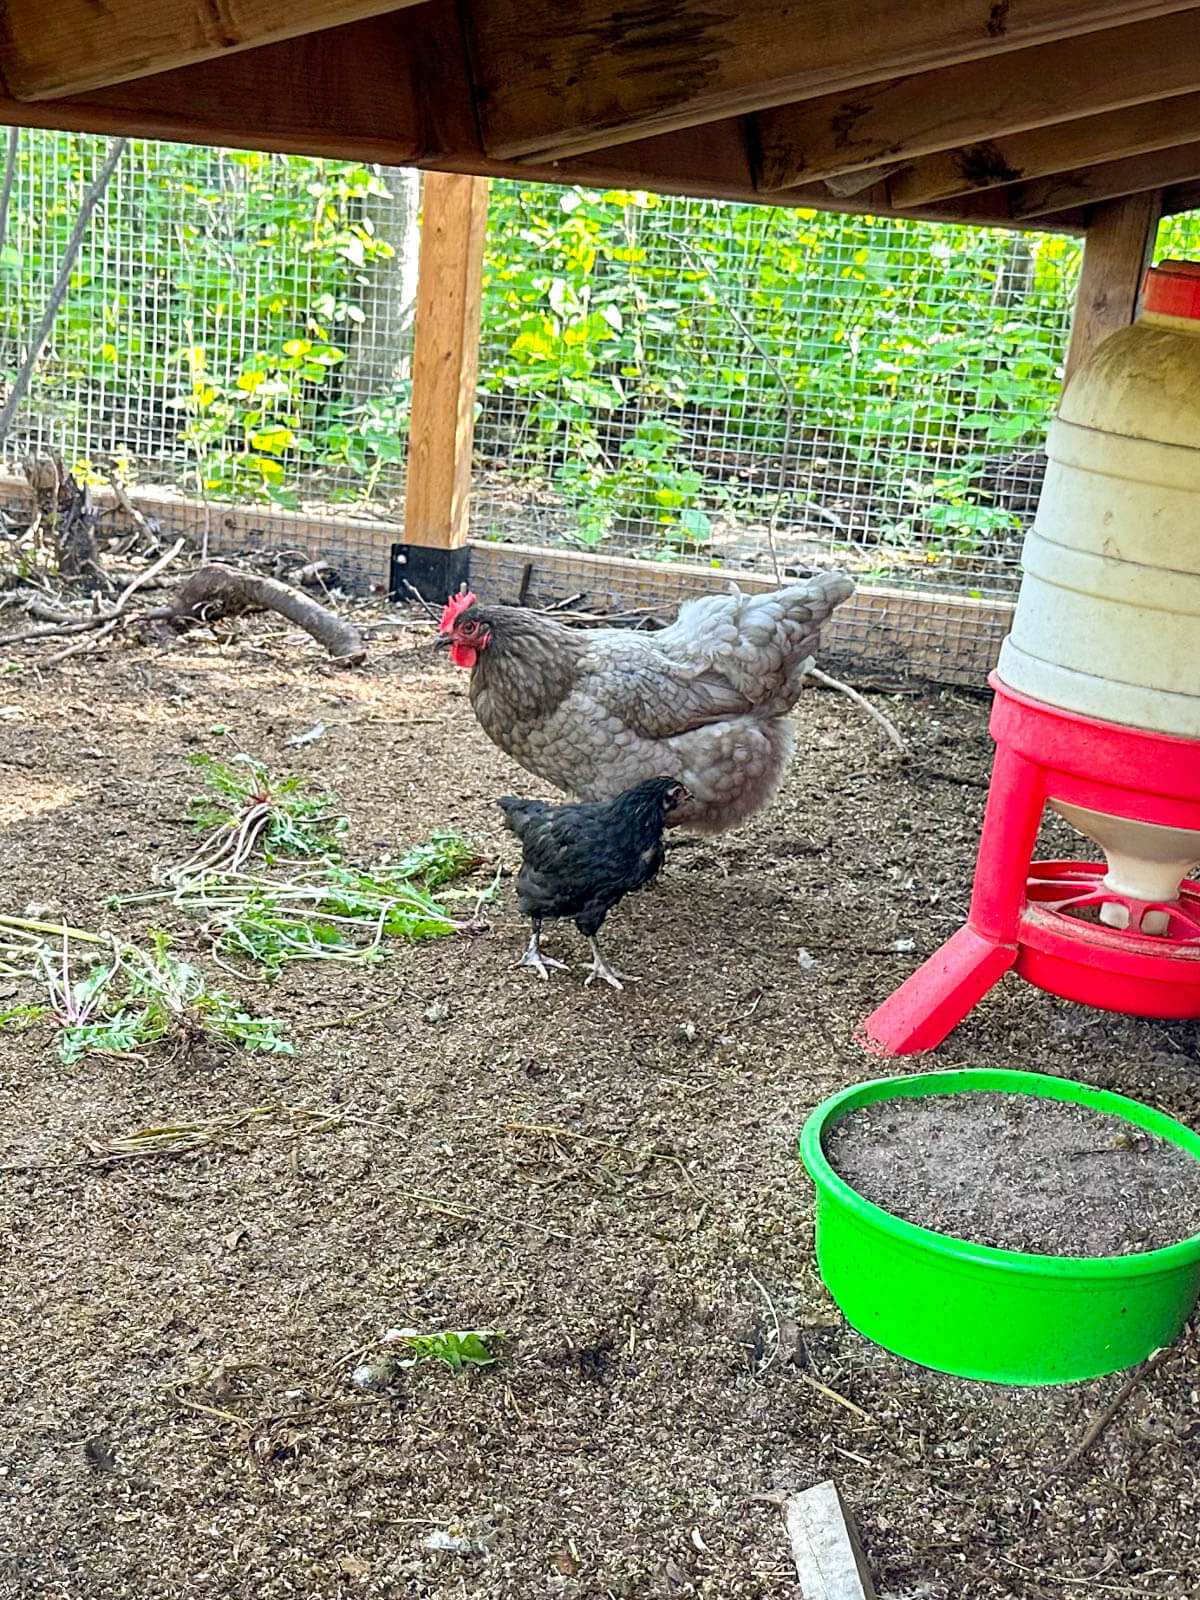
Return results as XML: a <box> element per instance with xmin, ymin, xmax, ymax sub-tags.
<box><xmin>168</xmin><ymin>563</ymin><xmax>366</xmax><ymax>664</ymax></box>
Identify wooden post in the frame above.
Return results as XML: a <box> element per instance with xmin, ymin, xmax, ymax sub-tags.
<box><xmin>1064</xmin><ymin>190</ymin><xmax>1163</xmax><ymax>383</ymax></box>
<box><xmin>400</xmin><ymin>170</ymin><xmax>488</xmax><ymax>598</ymax></box>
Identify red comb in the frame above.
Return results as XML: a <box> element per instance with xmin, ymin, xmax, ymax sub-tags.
<box><xmin>438</xmin><ymin>589</ymin><xmax>477</xmax><ymax>632</ymax></box>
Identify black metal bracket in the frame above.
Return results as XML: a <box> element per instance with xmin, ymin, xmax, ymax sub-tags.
<box><xmin>389</xmin><ymin>543</ymin><xmax>472</xmax><ymax>606</ymax></box>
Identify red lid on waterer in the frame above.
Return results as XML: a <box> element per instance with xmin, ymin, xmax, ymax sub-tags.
<box><xmin>1142</xmin><ymin>258</ymin><xmax>1200</xmax><ymax>319</ymax></box>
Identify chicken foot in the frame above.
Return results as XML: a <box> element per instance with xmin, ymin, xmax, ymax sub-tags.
<box><xmin>584</xmin><ymin>937</ymin><xmax>635</xmax><ymax>992</ymax></box>
<box><xmin>518</xmin><ymin>927</ymin><xmax>568</xmax><ymax>981</ymax></box>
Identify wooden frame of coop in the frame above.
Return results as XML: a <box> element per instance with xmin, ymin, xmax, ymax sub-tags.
<box><xmin>0</xmin><ymin>0</ymin><xmax>1194</xmax><ymax>670</ymax></box>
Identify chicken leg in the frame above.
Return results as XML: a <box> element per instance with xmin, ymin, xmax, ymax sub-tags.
<box><xmin>518</xmin><ymin>923</ymin><xmax>568</xmax><ymax>981</ymax></box>
<box><xmin>584</xmin><ymin>936</ymin><xmax>634</xmax><ymax>992</ymax></box>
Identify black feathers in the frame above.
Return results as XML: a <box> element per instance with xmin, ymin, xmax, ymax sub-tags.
<box><xmin>499</xmin><ymin>778</ymin><xmax>687</xmax><ymax>940</ymax></box>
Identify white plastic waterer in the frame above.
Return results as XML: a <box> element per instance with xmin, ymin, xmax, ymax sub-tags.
<box><xmin>996</xmin><ymin>258</ymin><xmax>1200</xmax><ymax>935</ymax></box>
<box><xmin>862</xmin><ymin>260</ymin><xmax>1200</xmax><ymax>1052</ymax></box>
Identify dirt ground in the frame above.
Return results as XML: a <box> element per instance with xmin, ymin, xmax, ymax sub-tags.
<box><xmin>825</xmin><ymin>1091</ymin><xmax>1200</xmax><ymax>1257</ymax></box>
<box><xmin>1</xmin><ymin>616</ymin><xmax>1199</xmax><ymax>1600</ymax></box>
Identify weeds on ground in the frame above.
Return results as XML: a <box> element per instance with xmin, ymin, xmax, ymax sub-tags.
<box><xmin>385</xmin><ymin>1328</ymin><xmax>501</xmax><ymax>1372</ymax></box>
<box><xmin>6</xmin><ymin>930</ymin><xmax>292</xmax><ymax>1062</ymax></box>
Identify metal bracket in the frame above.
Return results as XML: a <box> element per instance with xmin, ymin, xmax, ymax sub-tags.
<box><xmin>389</xmin><ymin>543</ymin><xmax>472</xmax><ymax>606</ymax></box>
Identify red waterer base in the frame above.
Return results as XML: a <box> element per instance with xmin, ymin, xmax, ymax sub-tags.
<box><xmin>859</xmin><ymin>676</ymin><xmax>1200</xmax><ymax>1056</ymax></box>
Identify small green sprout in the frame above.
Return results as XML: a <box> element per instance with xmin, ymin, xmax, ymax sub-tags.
<box><xmin>384</xmin><ymin>1328</ymin><xmax>501</xmax><ymax>1372</ymax></box>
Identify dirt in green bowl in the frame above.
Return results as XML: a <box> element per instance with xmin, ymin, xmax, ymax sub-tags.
<box><xmin>823</xmin><ymin>1089</ymin><xmax>1200</xmax><ymax>1257</ymax></box>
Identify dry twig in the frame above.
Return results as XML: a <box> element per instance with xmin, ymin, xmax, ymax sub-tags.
<box><xmin>1057</xmin><ymin>1345</ymin><xmax>1174</xmax><ymax>1470</ymax></box>
<box><xmin>807</xmin><ymin>666</ymin><xmax>908</xmax><ymax>756</ymax></box>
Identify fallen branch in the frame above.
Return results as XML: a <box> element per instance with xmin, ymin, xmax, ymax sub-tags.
<box><xmin>807</xmin><ymin>666</ymin><xmax>907</xmax><ymax>756</ymax></box>
<box><xmin>170</xmin><ymin>563</ymin><xmax>366</xmax><ymax>664</ymax></box>
<box><xmin>0</xmin><ymin>538</ymin><xmax>185</xmax><ymax>651</ymax></box>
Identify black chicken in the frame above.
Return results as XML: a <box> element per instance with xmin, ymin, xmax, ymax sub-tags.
<box><xmin>498</xmin><ymin>777</ymin><xmax>690</xmax><ymax>990</ymax></box>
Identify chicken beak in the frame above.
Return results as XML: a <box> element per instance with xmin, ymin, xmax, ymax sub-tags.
<box><xmin>432</xmin><ymin>632</ymin><xmax>452</xmax><ymax>649</ymax></box>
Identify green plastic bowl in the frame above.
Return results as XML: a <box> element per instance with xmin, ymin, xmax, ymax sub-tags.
<box><xmin>799</xmin><ymin>1068</ymin><xmax>1200</xmax><ymax>1385</ymax></box>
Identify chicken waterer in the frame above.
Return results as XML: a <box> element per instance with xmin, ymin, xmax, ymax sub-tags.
<box><xmin>863</xmin><ymin>260</ymin><xmax>1200</xmax><ymax>1056</ymax></box>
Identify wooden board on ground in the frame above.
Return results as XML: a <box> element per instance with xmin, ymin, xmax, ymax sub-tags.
<box><xmin>783</xmin><ymin>1480</ymin><xmax>878</xmax><ymax>1600</ymax></box>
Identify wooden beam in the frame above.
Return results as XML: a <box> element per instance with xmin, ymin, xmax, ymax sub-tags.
<box><xmin>0</xmin><ymin>12</ymin><xmax>464</xmax><ymax>162</ymax></box>
<box><xmin>752</xmin><ymin>6</ymin><xmax>1200</xmax><ymax>191</ymax></box>
<box><xmin>0</xmin><ymin>0</ymin><xmax>426</xmax><ymax>101</ymax></box>
<box><xmin>1161</xmin><ymin>176</ymin><xmax>1200</xmax><ymax>214</ymax></box>
<box><xmin>890</xmin><ymin>89</ymin><xmax>1200</xmax><ymax>208</ymax></box>
<box><xmin>463</xmin><ymin>0</ymin><xmax>1199</xmax><ymax>162</ymax></box>
<box><xmin>403</xmin><ymin>173</ymin><xmax>489</xmax><ymax>553</ymax></box>
<box><xmin>1007</xmin><ymin>141</ymin><xmax>1200</xmax><ymax>218</ymax></box>
<box><xmin>0</xmin><ymin>26</ymin><xmax>1084</xmax><ymax>231</ymax></box>
<box><xmin>1064</xmin><ymin>190</ymin><xmax>1162</xmax><ymax>381</ymax></box>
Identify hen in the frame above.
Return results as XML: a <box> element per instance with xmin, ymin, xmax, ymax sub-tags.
<box><xmin>498</xmin><ymin>777</ymin><xmax>689</xmax><ymax>990</ymax></box>
<box><xmin>438</xmin><ymin>572</ymin><xmax>854</xmax><ymax>833</ymax></box>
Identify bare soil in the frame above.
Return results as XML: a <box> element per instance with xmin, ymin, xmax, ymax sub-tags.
<box><xmin>1</xmin><ymin>617</ymin><xmax>1199</xmax><ymax>1600</ymax></box>
<box><xmin>825</xmin><ymin>1090</ymin><xmax>1200</xmax><ymax>1257</ymax></box>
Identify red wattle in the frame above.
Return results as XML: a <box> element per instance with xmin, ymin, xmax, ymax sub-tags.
<box><xmin>449</xmin><ymin>643</ymin><xmax>477</xmax><ymax>670</ymax></box>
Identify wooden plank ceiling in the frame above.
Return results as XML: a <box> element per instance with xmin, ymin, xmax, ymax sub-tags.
<box><xmin>3</xmin><ymin>0</ymin><xmax>1200</xmax><ymax>231</ymax></box>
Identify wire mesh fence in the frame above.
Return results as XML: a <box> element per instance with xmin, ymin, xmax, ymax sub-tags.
<box><xmin>3</xmin><ymin>129</ymin><xmax>1199</xmax><ymax>679</ymax></box>
<box><xmin>474</xmin><ymin>186</ymin><xmax>1080</xmax><ymax>601</ymax></box>
<box><xmin>0</xmin><ymin>133</ymin><xmax>420</xmax><ymax>591</ymax></box>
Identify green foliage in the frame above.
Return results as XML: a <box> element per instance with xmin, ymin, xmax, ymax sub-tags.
<box><xmin>385</xmin><ymin>830</ymin><xmax>484</xmax><ymax>889</ymax></box>
<box><xmin>124</xmin><ymin>822</ymin><xmax>489</xmax><ymax>978</ymax></box>
<box><xmin>121</xmin><ymin>933</ymin><xmax>293</xmax><ymax>1054</ymax></box>
<box><xmin>31</xmin><ymin>933</ymin><xmax>291</xmax><ymax>1063</ymax></box>
<box><xmin>4</xmin><ymin>140</ymin><xmax>402</xmax><ymax>506</ymax></box>
<box><xmin>5</xmin><ymin>135</ymin><xmax>1090</xmax><ymax>561</ymax></box>
<box><xmin>186</xmin><ymin>753</ymin><xmax>348</xmax><ymax>864</ymax></box>
<box><xmin>205</xmin><ymin>854</ymin><xmax>483</xmax><ymax>978</ymax></box>
<box><xmin>0</xmin><ymin>1002</ymin><xmax>46</xmax><ymax>1030</ymax></box>
<box><xmin>477</xmin><ymin>184</ymin><xmax>1081</xmax><ymax>556</ymax></box>
<box><xmin>388</xmin><ymin>1328</ymin><xmax>500</xmax><ymax>1372</ymax></box>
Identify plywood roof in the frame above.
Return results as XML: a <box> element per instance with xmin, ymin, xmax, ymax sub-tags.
<box><xmin>5</xmin><ymin>0</ymin><xmax>1200</xmax><ymax>230</ymax></box>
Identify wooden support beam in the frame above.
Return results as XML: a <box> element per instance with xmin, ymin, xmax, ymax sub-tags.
<box><xmin>0</xmin><ymin>0</ymin><xmax>426</xmax><ymax>101</ymax></box>
<box><xmin>752</xmin><ymin>6</ymin><xmax>1200</xmax><ymax>191</ymax></box>
<box><xmin>1064</xmin><ymin>191</ymin><xmax>1162</xmax><ymax>382</ymax></box>
<box><xmin>463</xmin><ymin>0</ymin><xmax>1199</xmax><ymax>162</ymax></box>
<box><xmin>0</xmin><ymin>35</ymin><xmax>1083</xmax><ymax>234</ymax></box>
<box><xmin>403</xmin><ymin>173</ymin><xmax>489</xmax><ymax>553</ymax></box>
<box><xmin>1007</xmin><ymin>141</ymin><xmax>1200</xmax><ymax>218</ymax></box>
<box><xmin>1162</xmin><ymin>176</ymin><xmax>1200</xmax><ymax>215</ymax></box>
<box><xmin>890</xmin><ymin>89</ymin><xmax>1200</xmax><ymax>208</ymax></box>
<box><xmin>0</xmin><ymin>12</ymin><xmax>464</xmax><ymax>163</ymax></box>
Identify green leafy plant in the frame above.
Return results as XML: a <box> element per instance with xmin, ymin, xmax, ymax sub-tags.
<box><xmin>124</xmin><ymin>828</ymin><xmax>490</xmax><ymax>978</ymax></box>
<box><xmin>120</xmin><ymin>934</ymin><xmax>293</xmax><ymax>1055</ymax></box>
<box><xmin>179</xmin><ymin>753</ymin><xmax>347</xmax><ymax>877</ymax></box>
<box><xmin>28</xmin><ymin>931</ymin><xmax>291</xmax><ymax>1063</ymax></box>
<box><xmin>384</xmin><ymin>1327</ymin><xmax>500</xmax><ymax>1372</ymax></box>
<box><xmin>0</xmin><ymin>1002</ymin><xmax>46</xmax><ymax>1030</ymax></box>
